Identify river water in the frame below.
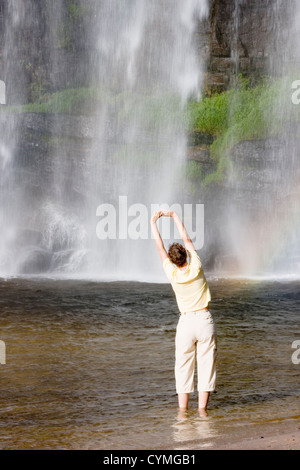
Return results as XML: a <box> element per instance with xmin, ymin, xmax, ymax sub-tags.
<box><xmin>0</xmin><ymin>275</ymin><xmax>299</xmax><ymax>449</ymax></box>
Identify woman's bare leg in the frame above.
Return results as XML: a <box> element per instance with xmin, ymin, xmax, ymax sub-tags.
<box><xmin>178</xmin><ymin>393</ymin><xmax>189</xmax><ymax>410</ymax></box>
<box><xmin>198</xmin><ymin>391</ymin><xmax>210</xmax><ymax>411</ymax></box>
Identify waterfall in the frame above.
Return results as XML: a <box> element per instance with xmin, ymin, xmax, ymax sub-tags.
<box><xmin>2</xmin><ymin>1</ymin><xmax>299</xmax><ymax>280</ymax></box>
<box><xmin>0</xmin><ymin>0</ymin><xmax>209</xmax><ymax>280</ymax></box>
<box><xmin>86</xmin><ymin>0</ymin><xmax>209</xmax><ymax>280</ymax></box>
<box><xmin>223</xmin><ymin>0</ymin><xmax>300</xmax><ymax>277</ymax></box>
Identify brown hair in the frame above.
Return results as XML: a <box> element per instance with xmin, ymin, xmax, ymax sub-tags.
<box><xmin>168</xmin><ymin>243</ymin><xmax>187</xmax><ymax>267</ymax></box>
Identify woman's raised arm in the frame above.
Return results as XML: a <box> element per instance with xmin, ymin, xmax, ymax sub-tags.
<box><xmin>161</xmin><ymin>210</ymin><xmax>195</xmax><ymax>252</ymax></box>
<box><xmin>150</xmin><ymin>211</ymin><xmax>168</xmax><ymax>263</ymax></box>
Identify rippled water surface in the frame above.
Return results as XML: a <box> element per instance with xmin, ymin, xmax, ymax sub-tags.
<box><xmin>0</xmin><ymin>277</ymin><xmax>299</xmax><ymax>449</ymax></box>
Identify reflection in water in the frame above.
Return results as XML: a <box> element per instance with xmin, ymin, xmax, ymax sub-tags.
<box><xmin>172</xmin><ymin>409</ymin><xmax>218</xmax><ymax>449</ymax></box>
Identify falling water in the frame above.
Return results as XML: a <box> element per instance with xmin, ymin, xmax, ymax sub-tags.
<box><xmin>0</xmin><ymin>0</ymin><xmax>209</xmax><ymax>280</ymax></box>
<box><xmin>1</xmin><ymin>1</ymin><xmax>299</xmax><ymax>280</ymax></box>
<box><xmin>81</xmin><ymin>0</ymin><xmax>209</xmax><ymax>280</ymax></box>
<box><xmin>223</xmin><ymin>0</ymin><xmax>300</xmax><ymax>277</ymax></box>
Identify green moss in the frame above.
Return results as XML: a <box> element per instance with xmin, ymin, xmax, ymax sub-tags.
<box><xmin>185</xmin><ymin>160</ymin><xmax>203</xmax><ymax>181</ymax></box>
<box><xmin>183</xmin><ymin>75</ymin><xmax>300</xmax><ymax>187</ymax></box>
<box><xmin>183</xmin><ymin>160</ymin><xmax>203</xmax><ymax>196</ymax></box>
<box><xmin>49</xmin><ymin>1</ymin><xmax>91</xmax><ymax>50</ymax></box>
<box><xmin>202</xmin><ymin>155</ymin><xmax>229</xmax><ymax>187</ymax></box>
<box><xmin>186</xmin><ymin>75</ymin><xmax>300</xmax><ymax>161</ymax></box>
<box><xmin>186</xmin><ymin>90</ymin><xmax>231</xmax><ymax>135</ymax></box>
<box><xmin>3</xmin><ymin>74</ymin><xmax>299</xmax><ymax>191</ymax></box>
<box><xmin>3</xmin><ymin>87</ymin><xmax>106</xmax><ymax>115</ymax></box>
<box><xmin>114</xmin><ymin>90</ymin><xmax>184</xmax><ymax>132</ymax></box>
<box><xmin>67</xmin><ymin>1</ymin><xmax>90</xmax><ymax>23</ymax></box>
<box><xmin>2</xmin><ymin>87</ymin><xmax>185</xmax><ymax>125</ymax></box>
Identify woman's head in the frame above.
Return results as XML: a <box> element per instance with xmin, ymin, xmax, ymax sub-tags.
<box><xmin>168</xmin><ymin>243</ymin><xmax>187</xmax><ymax>267</ymax></box>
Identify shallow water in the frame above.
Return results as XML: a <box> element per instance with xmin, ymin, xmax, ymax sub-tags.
<box><xmin>0</xmin><ymin>276</ymin><xmax>299</xmax><ymax>449</ymax></box>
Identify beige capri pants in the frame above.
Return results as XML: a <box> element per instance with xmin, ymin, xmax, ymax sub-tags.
<box><xmin>175</xmin><ymin>309</ymin><xmax>217</xmax><ymax>394</ymax></box>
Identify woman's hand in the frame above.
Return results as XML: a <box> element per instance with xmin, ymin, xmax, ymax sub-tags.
<box><xmin>161</xmin><ymin>210</ymin><xmax>175</xmax><ymax>218</ymax></box>
<box><xmin>151</xmin><ymin>210</ymin><xmax>163</xmax><ymax>224</ymax></box>
<box><xmin>151</xmin><ymin>210</ymin><xmax>176</xmax><ymax>223</ymax></box>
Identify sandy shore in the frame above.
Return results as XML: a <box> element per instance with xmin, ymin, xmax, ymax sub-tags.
<box><xmin>165</xmin><ymin>418</ymin><xmax>300</xmax><ymax>451</ymax></box>
<box><xmin>207</xmin><ymin>420</ymin><xmax>300</xmax><ymax>450</ymax></box>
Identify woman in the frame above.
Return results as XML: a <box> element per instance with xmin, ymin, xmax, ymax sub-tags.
<box><xmin>150</xmin><ymin>209</ymin><xmax>217</xmax><ymax>412</ymax></box>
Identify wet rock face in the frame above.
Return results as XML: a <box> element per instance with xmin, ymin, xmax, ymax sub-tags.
<box><xmin>0</xmin><ymin>0</ymin><xmax>294</xmax><ymax>101</ymax></box>
<box><xmin>0</xmin><ymin>0</ymin><xmax>93</xmax><ymax>104</ymax></box>
<box><xmin>200</xmin><ymin>0</ymin><xmax>293</xmax><ymax>93</ymax></box>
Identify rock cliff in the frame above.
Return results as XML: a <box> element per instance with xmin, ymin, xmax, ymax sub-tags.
<box><xmin>0</xmin><ymin>0</ymin><xmax>294</xmax><ymax>102</ymax></box>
